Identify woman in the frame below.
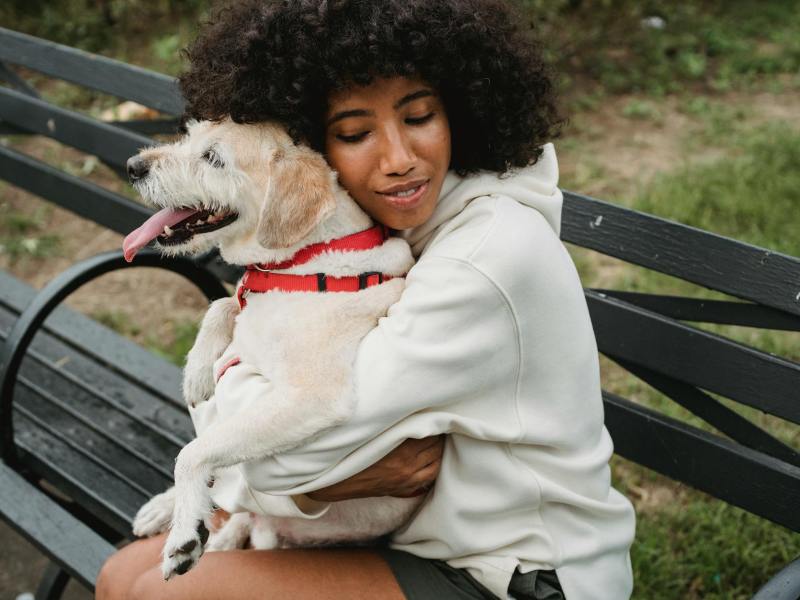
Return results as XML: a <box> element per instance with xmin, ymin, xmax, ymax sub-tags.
<box><xmin>96</xmin><ymin>1</ymin><xmax>636</xmax><ymax>598</ymax></box>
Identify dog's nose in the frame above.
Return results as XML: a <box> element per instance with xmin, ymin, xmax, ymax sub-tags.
<box><xmin>127</xmin><ymin>156</ymin><xmax>150</xmax><ymax>182</ymax></box>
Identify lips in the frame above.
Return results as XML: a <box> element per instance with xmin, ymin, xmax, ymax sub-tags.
<box><xmin>377</xmin><ymin>179</ymin><xmax>429</xmax><ymax>196</ymax></box>
<box><xmin>376</xmin><ymin>179</ymin><xmax>430</xmax><ymax>210</ymax></box>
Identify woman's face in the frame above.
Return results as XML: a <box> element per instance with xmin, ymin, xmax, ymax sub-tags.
<box><xmin>324</xmin><ymin>76</ymin><xmax>452</xmax><ymax>230</ymax></box>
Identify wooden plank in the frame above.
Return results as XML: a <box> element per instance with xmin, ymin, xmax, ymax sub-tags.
<box><xmin>0</xmin><ymin>462</ymin><xmax>115</xmax><ymax>590</ymax></box>
<box><xmin>563</xmin><ymin>191</ymin><xmax>800</xmax><ymax>317</ymax></box>
<box><xmin>587</xmin><ymin>290</ymin><xmax>800</xmax><ymax>424</ymax></box>
<box><xmin>0</xmin><ymin>145</ymin><xmax>152</xmax><ymax>236</ymax></box>
<box><xmin>0</xmin><ymin>86</ymin><xmax>153</xmax><ymax>169</ymax></box>
<box><xmin>14</xmin><ymin>412</ymin><xmax>149</xmax><ymax>534</ymax></box>
<box><xmin>591</xmin><ymin>290</ymin><xmax>800</xmax><ymax>331</ymax></box>
<box><xmin>616</xmin><ymin>358</ymin><xmax>800</xmax><ymax>467</ymax></box>
<box><xmin>0</xmin><ymin>27</ymin><xmax>183</xmax><ymax>115</ymax></box>
<box><xmin>604</xmin><ymin>392</ymin><xmax>800</xmax><ymax>532</ymax></box>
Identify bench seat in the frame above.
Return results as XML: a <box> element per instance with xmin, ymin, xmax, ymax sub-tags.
<box><xmin>0</xmin><ymin>269</ymin><xmax>190</xmax><ymax>538</ymax></box>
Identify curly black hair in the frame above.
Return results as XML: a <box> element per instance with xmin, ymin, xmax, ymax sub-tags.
<box><xmin>179</xmin><ymin>0</ymin><xmax>563</xmax><ymax>176</ymax></box>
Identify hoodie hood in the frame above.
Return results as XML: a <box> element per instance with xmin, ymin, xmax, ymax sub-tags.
<box><xmin>400</xmin><ymin>143</ymin><xmax>562</xmax><ymax>257</ymax></box>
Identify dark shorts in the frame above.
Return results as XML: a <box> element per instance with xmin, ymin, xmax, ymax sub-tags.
<box><xmin>376</xmin><ymin>548</ymin><xmax>565</xmax><ymax>600</ymax></box>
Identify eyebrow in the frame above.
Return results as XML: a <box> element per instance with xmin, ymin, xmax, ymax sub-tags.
<box><xmin>326</xmin><ymin>89</ymin><xmax>435</xmax><ymax>127</ymax></box>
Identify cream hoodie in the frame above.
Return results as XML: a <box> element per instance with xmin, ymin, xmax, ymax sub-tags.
<box><xmin>191</xmin><ymin>143</ymin><xmax>636</xmax><ymax>600</ymax></box>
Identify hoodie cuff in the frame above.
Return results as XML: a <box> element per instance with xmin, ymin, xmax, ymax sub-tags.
<box><xmin>291</xmin><ymin>494</ymin><xmax>332</xmax><ymax>518</ymax></box>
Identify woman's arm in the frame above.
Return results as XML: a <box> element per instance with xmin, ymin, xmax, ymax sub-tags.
<box><xmin>306</xmin><ymin>435</ymin><xmax>444</xmax><ymax>502</ymax></box>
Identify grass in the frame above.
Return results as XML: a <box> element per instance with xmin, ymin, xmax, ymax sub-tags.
<box><xmin>636</xmin><ymin>122</ymin><xmax>800</xmax><ymax>256</ymax></box>
<box><xmin>92</xmin><ymin>307</ymin><xmax>199</xmax><ymax>367</ymax></box>
<box><xmin>145</xmin><ymin>320</ymin><xmax>200</xmax><ymax>366</ymax></box>
<box><xmin>632</xmin><ymin>489</ymin><xmax>800</xmax><ymax>599</ymax></box>
<box><xmin>0</xmin><ymin>200</ymin><xmax>61</xmax><ymax>262</ymax></box>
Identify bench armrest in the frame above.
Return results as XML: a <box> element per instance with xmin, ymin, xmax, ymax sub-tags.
<box><xmin>752</xmin><ymin>556</ymin><xmax>800</xmax><ymax>600</ymax></box>
<box><xmin>0</xmin><ymin>249</ymin><xmax>229</xmax><ymax>465</ymax></box>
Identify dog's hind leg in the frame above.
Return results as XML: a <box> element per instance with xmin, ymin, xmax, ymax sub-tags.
<box><xmin>183</xmin><ymin>296</ymin><xmax>240</xmax><ymax>408</ymax></box>
<box><xmin>206</xmin><ymin>511</ymin><xmax>253</xmax><ymax>552</ymax></box>
<box><xmin>132</xmin><ymin>485</ymin><xmax>176</xmax><ymax>538</ymax></box>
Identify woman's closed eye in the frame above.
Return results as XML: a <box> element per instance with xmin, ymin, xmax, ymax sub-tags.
<box><xmin>336</xmin><ymin>112</ymin><xmax>437</xmax><ymax>144</ymax></box>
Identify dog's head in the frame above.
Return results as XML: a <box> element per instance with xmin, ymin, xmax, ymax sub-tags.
<box><xmin>123</xmin><ymin>118</ymin><xmax>339</xmax><ymax>264</ymax></box>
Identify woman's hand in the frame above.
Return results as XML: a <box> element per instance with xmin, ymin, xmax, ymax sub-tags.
<box><xmin>306</xmin><ymin>435</ymin><xmax>444</xmax><ymax>502</ymax></box>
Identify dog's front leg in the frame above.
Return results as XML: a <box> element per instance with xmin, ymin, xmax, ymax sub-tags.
<box><xmin>183</xmin><ymin>296</ymin><xmax>240</xmax><ymax>408</ymax></box>
<box><xmin>161</xmin><ymin>439</ymin><xmax>216</xmax><ymax>580</ymax></box>
<box><xmin>161</xmin><ymin>380</ymin><xmax>352</xmax><ymax>579</ymax></box>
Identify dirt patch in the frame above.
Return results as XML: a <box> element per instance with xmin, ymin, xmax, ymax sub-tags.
<box><xmin>557</xmin><ymin>88</ymin><xmax>800</xmax><ymax>201</ymax></box>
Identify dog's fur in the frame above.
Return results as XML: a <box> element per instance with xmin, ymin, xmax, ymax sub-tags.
<box><xmin>126</xmin><ymin>119</ymin><xmax>420</xmax><ymax>579</ymax></box>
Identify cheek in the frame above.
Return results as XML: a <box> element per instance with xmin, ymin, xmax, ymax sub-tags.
<box><xmin>325</xmin><ymin>146</ymin><xmax>372</xmax><ymax>198</ymax></box>
<box><xmin>416</xmin><ymin>121</ymin><xmax>452</xmax><ymax>169</ymax></box>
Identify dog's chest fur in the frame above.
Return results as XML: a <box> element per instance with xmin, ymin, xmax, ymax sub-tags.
<box><xmin>230</xmin><ymin>278</ymin><xmax>405</xmax><ymax>401</ymax></box>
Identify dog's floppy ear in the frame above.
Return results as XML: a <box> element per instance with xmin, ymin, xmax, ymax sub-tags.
<box><xmin>257</xmin><ymin>146</ymin><xmax>337</xmax><ymax>248</ymax></box>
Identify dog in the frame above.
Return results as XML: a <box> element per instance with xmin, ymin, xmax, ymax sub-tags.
<box><xmin>122</xmin><ymin>119</ymin><xmax>421</xmax><ymax>580</ymax></box>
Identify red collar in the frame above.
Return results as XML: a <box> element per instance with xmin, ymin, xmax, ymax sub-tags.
<box><xmin>251</xmin><ymin>225</ymin><xmax>389</xmax><ymax>271</ymax></box>
<box><xmin>237</xmin><ymin>225</ymin><xmax>400</xmax><ymax>307</ymax></box>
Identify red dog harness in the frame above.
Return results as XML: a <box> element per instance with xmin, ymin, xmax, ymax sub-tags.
<box><xmin>236</xmin><ymin>225</ymin><xmax>401</xmax><ymax>308</ymax></box>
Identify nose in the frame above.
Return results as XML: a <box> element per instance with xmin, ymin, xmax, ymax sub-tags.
<box><xmin>127</xmin><ymin>156</ymin><xmax>150</xmax><ymax>182</ymax></box>
<box><xmin>379</xmin><ymin>125</ymin><xmax>416</xmax><ymax>176</ymax></box>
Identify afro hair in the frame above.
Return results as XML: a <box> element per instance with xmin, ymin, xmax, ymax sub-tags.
<box><xmin>179</xmin><ymin>0</ymin><xmax>563</xmax><ymax>176</ymax></box>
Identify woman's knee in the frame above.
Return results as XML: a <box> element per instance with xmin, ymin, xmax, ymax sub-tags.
<box><xmin>95</xmin><ymin>535</ymin><xmax>166</xmax><ymax>600</ymax></box>
<box><xmin>96</xmin><ymin>550</ymin><xmax>130</xmax><ymax>600</ymax></box>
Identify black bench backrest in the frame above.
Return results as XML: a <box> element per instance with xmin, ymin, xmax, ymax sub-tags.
<box><xmin>2</xmin><ymin>27</ymin><xmax>799</xmax><ymax>534</ymax></box>
<box><xmin>562</xmin><ymin>192</ymin><xmax>800</xmax><ymax>532</ymax></box>
<box><xmin>0</xmin><ymin>27</ymin><xmax>182</xmax><ymax>238</ymax></box>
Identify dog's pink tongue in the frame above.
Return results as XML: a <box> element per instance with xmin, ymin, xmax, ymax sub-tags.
<box><xmin>122</xmin><ymin>207</ymin><xmax>199</xmax><ymax>262</ymax></box>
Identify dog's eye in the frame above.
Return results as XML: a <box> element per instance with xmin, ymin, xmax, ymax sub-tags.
<box><xmin>202</xmin><ymin>148</ymin><xmax>225</xmax><ymax>168</ymax></box>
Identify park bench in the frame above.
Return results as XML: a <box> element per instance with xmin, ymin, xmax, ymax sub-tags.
<box><xmin>0</xmin><ymin>26</ymin><xmax>799</xmax><ymax>600</ymax></box>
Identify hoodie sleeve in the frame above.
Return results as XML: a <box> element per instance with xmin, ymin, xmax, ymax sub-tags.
<box><xmin>222</xmin><ymin>252</ymin><xmax>522</xmax><ymax>496</ymax></box>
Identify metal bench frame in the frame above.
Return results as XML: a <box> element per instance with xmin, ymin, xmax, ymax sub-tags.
<box><xmin>1</xmin><ymin>26</ymin><xmax>798</xmax><ymax>599</ymax></box>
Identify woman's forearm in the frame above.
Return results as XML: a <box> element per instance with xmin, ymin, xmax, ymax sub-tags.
<box><xmin>306</xmin><ymin>435</ymin><xmax>444</xmax><ymax>502</ymax></box>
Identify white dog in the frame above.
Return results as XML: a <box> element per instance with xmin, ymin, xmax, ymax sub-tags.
<box><xmin>122</xmin><ymin>119</ymin><xmax>420</xmax><ymax>580</ymax></box>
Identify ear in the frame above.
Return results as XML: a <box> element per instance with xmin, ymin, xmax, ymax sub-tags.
<box><xmin>256</xmin><ymin>147</ymin><xmax>337</xmax><ymax>248</ymax></box>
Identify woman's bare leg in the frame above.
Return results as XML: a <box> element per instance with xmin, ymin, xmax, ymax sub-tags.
<box><xmin>95</xmin><ymin>533</ymin><xmax>169</xmax><ymax>600</ymax></box>
<box><xmin>96</xmin><ymin>531</ymin><xmax>406</xmax><ymax>600</ymax></box>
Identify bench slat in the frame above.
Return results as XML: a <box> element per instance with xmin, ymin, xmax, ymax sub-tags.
<box><xmin>605</xmin><ymin>392</ymin><xmax>800</xmax><ymax>532</ymax></box>
<box><xmin>14</xmin><ymin>390</ymin><xmax>172</xmax><ymax>496</ymax></box>
<box><xmin>0</xmin><ymin>145</ymin><xmax>151</xmax><ymax>236</ymax></box>
<box><xmin>588</xmin><ymin>291</ymin><xmax>800</xmax><ymax>424</ymax></box>
<box><xmin>0</xmin><ymin>27</ymin><xmax>184</xmax><ymax>115</ymax></box>
<box><xmin>617</xmin><ymin>359</ymin><xmax>800</xmax><ymax>467</ymax></box>
<box><xmin>591</xmin><ymin>290</ymin><xmax>800</xmax><ymax>331</ymax></box>
<box><xmin>0</xmin><ymin>298</ymin><xmax>192</xmax><ymax>446</ymax></box>
<box><xmin>564</xmin><ymin>191</ymin><xmax>800</xmax><ymax>318</ymax></box>
<box><xmin>0</xmin><ymin>462</ymin><xmax>115</xmax><ymax>590</ymax></box>
<box><xmin>0</xmin><ymin>86</ymin><xmax>153</xmax><ymax>170</ymax></box>
<box><xmin>15</xmin><ymin>412</ymin><xmax>149</xmax><ymax>534</ymax></box>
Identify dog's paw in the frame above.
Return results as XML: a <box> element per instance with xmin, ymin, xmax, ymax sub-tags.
<box><xmin>161</xmin><ymin>519</ymin><xmax>210</xmax><ymax>580</ymax></box>
<box><xmin>132</xmin><ymin>488</ymin><xmax>175</xmax><ymax>538</ymax></box>
<box><xmin>182</xmin><ymin>363</ymin><xmax>214</xmax><ymax>408</ymax></box>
